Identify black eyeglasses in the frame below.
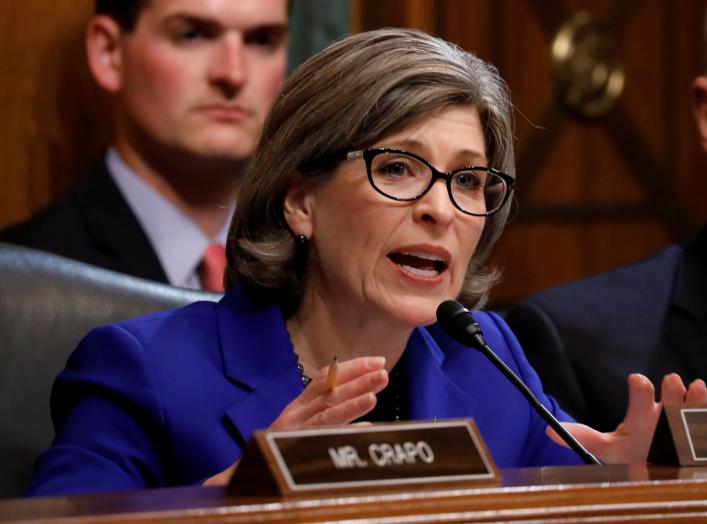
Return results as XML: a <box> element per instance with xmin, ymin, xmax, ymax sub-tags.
<box><xmin>345</xmin><ymin>148</ymin><xmax>515</xmax><ymax>217</ymax></box>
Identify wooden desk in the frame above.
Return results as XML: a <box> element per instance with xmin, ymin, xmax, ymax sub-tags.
<box><xmin>3</xmin><ymin>465</ymin><xmax>707</xmax><ymax>522</ymax></box>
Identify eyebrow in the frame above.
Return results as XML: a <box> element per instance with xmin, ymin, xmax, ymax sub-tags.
<box><xmin>385</xmin><ymin>138</ymin><xmax>487</xmax><ymax>165</ymax></box>
<box><xmin>162</xmin><ymin>14</ymin><xmax>219</xmax><ymax>32</ymax></box>
<box><xmin>161</xmin><ymin>13</ymin><xmax>288</xmax><ymax>35</ymax></box>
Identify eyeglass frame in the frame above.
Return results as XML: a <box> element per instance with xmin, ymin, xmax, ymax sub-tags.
<box><xmin>345</xmin><ymin>147</ymin><xmax>515</xmax><ymax>217</ymax></box>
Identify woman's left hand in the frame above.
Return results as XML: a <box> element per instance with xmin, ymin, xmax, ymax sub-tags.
<box><xmin>547</xmin><ymin>373</ymin><xmax>707</xmax><ymax>464</ymax></box>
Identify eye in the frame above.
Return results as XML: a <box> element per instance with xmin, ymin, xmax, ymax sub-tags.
<box><xmin>179</xmin><ymin>26</ymin><xmax>203</xmax><ymax>41</ymax></box>
<box><xmin>454</xmin><ymin>170</ymin><xmax>484</xmax><ymax>191</ymax></box>
<box><xmin>167</xmin><ymin>19</ymin><xmax>218</xmax><ymax>44</ymax></box>
<box><xmin>380</xmin><ymin>161</ymin><xmax>408</xmax><ymax>177</ymax></box>
<box><xmin>374</xmin><ymin>158</ymin><xmax>420</xmax><ymax>179</ymax></box>
<box><xmin>245</xmin><ymin>27</ymin><xmax>287</xmax><ymax>50</ymax></box>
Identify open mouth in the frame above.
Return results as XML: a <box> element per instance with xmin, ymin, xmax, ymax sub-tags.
<box><xmin>388</xmin><ymin>252</ymin><xmax>448</xmax><ymax>278</ymax></box>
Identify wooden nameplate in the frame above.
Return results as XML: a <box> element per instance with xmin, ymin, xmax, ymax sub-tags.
<box><xmin>648</xmin><ymin>404</ymin><xmax>707</xmax><ymax>466</ymax></box>
<box><xmin>228</xmin><ymin>419</ymin><xmax>498</xmax><ymax>496</ymax></box>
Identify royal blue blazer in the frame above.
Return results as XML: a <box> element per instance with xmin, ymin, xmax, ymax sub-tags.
<box><xmin>26</xmin><ymin>286</ymin><xmax>580</xmax><ymax>496</ymax></box>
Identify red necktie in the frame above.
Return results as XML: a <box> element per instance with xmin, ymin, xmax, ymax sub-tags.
<box><xmin>199</xmin><ymin>244</ymin><xmax>227</xmax><ymax>292</ymax></box>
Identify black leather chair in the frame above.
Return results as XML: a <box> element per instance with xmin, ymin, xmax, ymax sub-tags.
<box><xmin>0</xmin><ymin>243</ymin><xmax>221</xmax><ymax>498</ymax></box>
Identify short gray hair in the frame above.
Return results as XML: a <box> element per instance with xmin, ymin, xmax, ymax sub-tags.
<box><xmin>226</xmin><ymin>28</ymin><xmax>515</xmax><ymax>315</ymax></box>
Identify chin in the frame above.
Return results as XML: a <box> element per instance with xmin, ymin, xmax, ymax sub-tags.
<box><xmin>191</xmin><ymin>145</ymin><xmax>253</xmax><ymax>164</ymax></box>
<box><xmin>386</xmin><ymin>300</ymin><xmax>440</xmax><ymax>329</ymax></box>
<box><xmin>191</xmin><ymin>130</ymin><xmax>257</xmax><ymax>159</ymax></box>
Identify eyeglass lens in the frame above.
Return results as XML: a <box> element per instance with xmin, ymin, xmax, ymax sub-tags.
<box><xmin>368</xmin><ymin>151</ymin><xmax>507</xmax><ymax>215</ymax></box>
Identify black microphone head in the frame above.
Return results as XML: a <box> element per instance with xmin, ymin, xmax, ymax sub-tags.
<box><xmin>436</xmin><ymin>300</ymin><xmax>483</xmax><ymax>347</ymax></box>
<box><xmin>436</xmin><ymin>299</ymin><xmax>467</xmax><ymax>323</ymax></box>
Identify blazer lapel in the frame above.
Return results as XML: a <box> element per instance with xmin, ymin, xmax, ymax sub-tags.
<box><xmin>223</xmin><ymin>366</ymin><xmax>304</xmax><ymax>446</ymax></box>
<box><xmin>216</xmin><ymin>287</ymin><xmax>304</xmax><ymax>444</ymax></box>
<box><xmin>406</xmin><ymin>328</ymin><xmax>479</xmax><ymax>421</ymax></box>
<box><xmin>665</xmin><ymin>226</ymin><xmax>707</xmax><ymax>380</ymax></box>
<box><xmin>76</xmin><ymin>160</ymin><xmax>168</xmax><ymax>282</ymax></box>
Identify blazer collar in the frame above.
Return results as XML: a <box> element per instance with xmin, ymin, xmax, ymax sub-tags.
<box><xmin>216</xmin><ymin>287</ymin><xmax>303</xmax><ymax>444</ymax></box>
<box><xmin>216</xmin><ymin>286</ymin><xmax>300</xmax><ymax>390</ymax></box>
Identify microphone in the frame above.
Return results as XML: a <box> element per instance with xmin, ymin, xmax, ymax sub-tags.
<box><xmin>436</xmin><ymin>300</ymin><xmax>600</xmax><ymax>465</ymax></box>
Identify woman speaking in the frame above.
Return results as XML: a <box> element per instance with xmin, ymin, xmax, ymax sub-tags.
<box><xmin>27</xmin><ymin>28</ymin><xmax>706</xmax><ymax>495</ymax></box>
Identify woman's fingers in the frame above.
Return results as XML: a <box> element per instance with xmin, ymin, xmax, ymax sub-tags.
<box><xmin>685</xmin><ymin>379</ymin><xmax>707</xmax><ymax>403</ymax></box>
<box><xmin>623</xmin><ymin>374</ymin><xmax>658</xmax><ymax>428</ymax></box>
<box><xmin>565</xmin><ymin>375</ymin><xmax>657</xmax><ymax>465</ymax></box>
<box><xmin>551</xmin><ymin>374</ymin><xmax>707</xmax><ymax>466</ymax></box>
<box><xmin>309</xmin><ymin>392</ymin><xmax>378</xmax><ymax>426</ymax></box>
<box><xmin>322</xmin><ymin>367</ymin><xmax>389</xmax><ymax>410</ymax></box>
<box><xmin>546</xmin><ymin>422</ymin><xmax>609</xmax><ymax>452</ymax></box>
<box><xmin>659</xmin><ymin>374</ymin><xmax>707</xmax><ymax>404</ymax></box>
<box><xmin>660</xmin><ymin>373</ymin><xmax>687</xmax><ymax>405</ymax></box>
<box><xmin>298</xmin><ymin>356</ymin><xmax>386</xmax><ymax>403</ymax></box>
<box><xmin>298</xmin><ymin>368</ymin><xmax>389</xmax><ymax>424</ymax></box>
<box><xmin>270</xmin><ymin>356</ymin><xmax>388</xmax><ymax>431</ymax></box>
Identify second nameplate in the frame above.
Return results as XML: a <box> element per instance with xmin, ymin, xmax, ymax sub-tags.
<box><xmin>649</xmin><ymin>403</ymin><xmax>707</xmax><ymax>466</ymax></box>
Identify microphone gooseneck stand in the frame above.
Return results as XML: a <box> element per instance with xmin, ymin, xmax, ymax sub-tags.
<box><xmin>436</xmin><ymin>300</ymin><xmax>601</xmax><ymax>466</ymax></box>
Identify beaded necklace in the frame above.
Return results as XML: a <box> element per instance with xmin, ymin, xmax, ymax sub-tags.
<box><xmin>357</xmin><ymin>361</ymin><xmax>408</xmax><ymax>423</ymax></box>
<box><xmin>289</xmin><ymin>316</ymin><xmax>407</xmax><ymax>421</ymax></box>
<box><xmin>295</xmin><ymin>353</ymin><xmax>312</xmax><ymax>386</ymax></box>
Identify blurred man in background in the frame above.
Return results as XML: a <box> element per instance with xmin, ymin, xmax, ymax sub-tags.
<box><xmin>506</xmin><ymin>52</ymin><xmax>707</xmax><ymax>431</ymax></box>
<box><xmin>0</xmin><ymin>0</ymin><xmax>289</xmax><ymax>291</ymax></box>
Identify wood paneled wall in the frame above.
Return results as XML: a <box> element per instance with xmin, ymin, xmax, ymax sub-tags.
<box><xmin>0</xmin><ymin>1</ymin><xmax>112</xmax><ymax>229</ymax></box>
<box><xmin>353</xmin><ymin>0</ymin><xmax>707</xmax><ymax>306</ymax></box>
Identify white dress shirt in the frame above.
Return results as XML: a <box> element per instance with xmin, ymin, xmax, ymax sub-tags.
<box><xmin>107</xmin><ymin>148</ymin><xmax>233</xmax><ymax>289</ymax></box>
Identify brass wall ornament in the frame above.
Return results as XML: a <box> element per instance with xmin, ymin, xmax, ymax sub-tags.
<box><xmin>552</xmin><ymin>11</ymin><xmax>624</xmax><ymax>120</ymax></box>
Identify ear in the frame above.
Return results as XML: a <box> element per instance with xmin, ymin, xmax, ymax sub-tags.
<box><xmin>283</xmin><ymin>174</ymin><xmax>315</xmax><ymax>239</ymax></box>
<box><xmin>692</xmin><ymin>76</ymin><xmax>707</xmax><ymax>153</ymax></box>
<box><xmin>85</xmin><ymin>15</ymin><xmax>125</xmax><ymax>93</ymax></box>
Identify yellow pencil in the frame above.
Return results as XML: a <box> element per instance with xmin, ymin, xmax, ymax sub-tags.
<box><xmin>325</xmin><ymin>356</ymin><xmax>338</xmax><ymax>391</ymax></box>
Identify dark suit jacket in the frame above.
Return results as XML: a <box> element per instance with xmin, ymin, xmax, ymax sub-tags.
<box><xmin>505</xmin><ymin>226</ymin><xmax>707</xmax><ymax>432</ymax></box>
<box><xmin>0</xmin><ymin>160</ymin><xmax>167</xmax><ymax>283</ymax></box>
<box><xmin>26</xmin><ymin>285</ymin><xmax>580</xmax><ymax>496</ymax></box>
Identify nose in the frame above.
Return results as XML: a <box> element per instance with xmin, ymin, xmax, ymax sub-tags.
<box><xmin>208</xmin><ymin>34</ymin><xmax>247</xmax><ymax>97</ymax></box>
<box><xmin>413</xmin><ymin>179</ymin><xmax>455</xmax><ymax>228</ymax></box>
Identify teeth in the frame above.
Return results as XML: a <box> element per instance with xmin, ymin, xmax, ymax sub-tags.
<box><xmin>400</xmin><ymin>252</ymin><xmax>445</xmax><ymax>263</ymax></box>
<box><xmin>399</xmin><ymin>264</ymin><xmax>439</xmax><ymax>278</ymax></box>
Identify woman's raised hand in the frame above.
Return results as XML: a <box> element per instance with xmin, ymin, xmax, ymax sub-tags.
<box><xmin>270</xmin><ymin>356</ymin><xmax>388</xmax><ymax>430</ymax></box>
<box><xmin>203</xmin><ymin>356</ymin><xmax>388</xmax><ymax>486</ymax></box>
<box><xmin>547</xmin><ymin>373</ymin><xmax>707</xmax><ymax>464</ymax></box>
